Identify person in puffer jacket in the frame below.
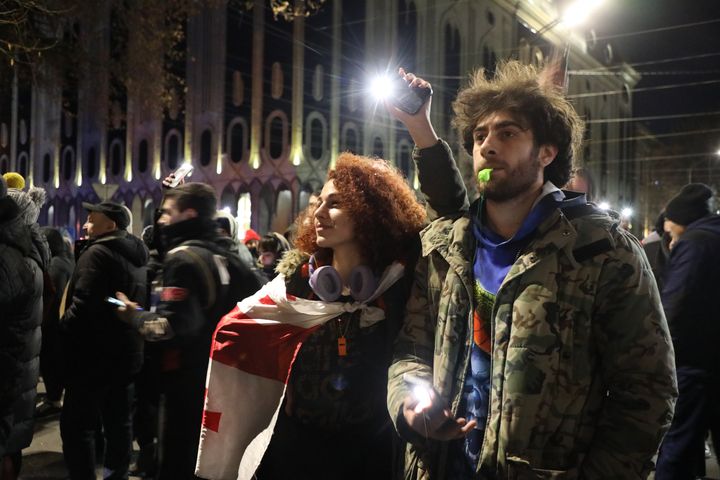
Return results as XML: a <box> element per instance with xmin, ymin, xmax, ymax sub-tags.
<box><xmin>0</xmin><ymin>173</ymin><xmax>49</xmax><ymax>479</ymax></box>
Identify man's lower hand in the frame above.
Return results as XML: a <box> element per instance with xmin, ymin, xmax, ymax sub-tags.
<box><xmin>402</xmin><ymin>395</ymin><xmax>477</xmax><ymax>441</ymax></box>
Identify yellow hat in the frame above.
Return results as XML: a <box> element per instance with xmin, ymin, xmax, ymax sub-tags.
<box><xmin>3</xmin><ymin>172</ymin><xmax>25</xmax><ymax>190</ymax></box>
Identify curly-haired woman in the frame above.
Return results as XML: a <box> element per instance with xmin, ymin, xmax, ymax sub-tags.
<box><xmin>196</xmin><ymin>152</ymin><xmax>426</xmax><ymax>480</ymax></box>
<box><xmin>250</xmin><ymin>152</ymin><xmax>426</xmax><ymax>479</ymax></box>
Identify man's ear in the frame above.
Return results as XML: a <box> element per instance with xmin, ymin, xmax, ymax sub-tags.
<box><xmin>182</xmin><ymin>208</ymin><xmax>199</xmax><ymax>220</ymax></box>
<box><xmin>538</xmin><ymin>144</ymin><xmax>559</xmax><ymax>167</ymax></box>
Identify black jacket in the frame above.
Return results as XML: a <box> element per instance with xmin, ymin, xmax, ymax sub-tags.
<box><xmin>61</xmin><ymin>230</ymin><xmax>149</xmax><ymax>384</ymax></box>
<box><xmin>662</xmin><ymin>214</ymin><xmax>720</xmax><ymax>373</ymax></box>
<box><xmin>140</xmin><ymin>217</ymin><xmax>264</xmax><ymax>373</ymax></box>
<box><xmin>0</xmin><ymin>216</ymin><xmax>49</xmax><ymax>455</ymax></box>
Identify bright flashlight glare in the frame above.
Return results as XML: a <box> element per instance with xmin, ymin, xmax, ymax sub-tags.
<box><xmin>412</xmin><ymin>385</ymin><xmax>432</xmax><ymax>413</ymax></box>
<box><xmin>221</xmin><ymin>206</ymin><xmax>232</xmax><ymax>214</ymax></box>
<box><xmin>598</xmin><ymin>201</ymin><xmax>610</xmax><ymax>210</ymax></box>
<box><xmin>561</xmin><ymin>0</ymin><xmax>604</xmax><ymax>27</ymax></box>
<box><xmin>621</xmin><ymin>207</ymin><xmax>633</xmax><ymax>218</ymax></box>
<box><xmin>370</xmin><ymin>75</ymin><xmax>395</xmax><ymax>101</ymax></box>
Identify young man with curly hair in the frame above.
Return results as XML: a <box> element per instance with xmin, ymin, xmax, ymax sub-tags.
<box><xmin>385</xmin><ymin>61</ymin><xmax>677</xmax><ymax>479</ymax></box>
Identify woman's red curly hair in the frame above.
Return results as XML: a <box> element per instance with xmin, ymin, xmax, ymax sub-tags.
<box><xmin>294</xmin><ymin>152</ymin><xmax>426</xmax><ymax>271</ymax></box>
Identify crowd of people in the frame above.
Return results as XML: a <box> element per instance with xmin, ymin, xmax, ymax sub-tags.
<box><xmin>1</xmin><ymin>58</ymin><xmax>718</xmax><ymax>480</ymax></box>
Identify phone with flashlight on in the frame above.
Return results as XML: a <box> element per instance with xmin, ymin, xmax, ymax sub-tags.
<box><xmin>163</xmin><ymin>163</ymin><xmax>194</xmax><ymax>189</ymax></box>
<box><xmin>389</xmin><ymin>76</ymin><xmax>432</xmax><ymax>115</ymax></box>
<box><xmin>403</xmin><ymin>373</ymin><xmax>475</xmax><ymax>439</ymax></box>
<box><xmin>403</xmin><ymin>373</ymin><xmax>445</xmax><ymax>416</ymax></box>
<box><xmin>372</xmin><ymin>74</ymin><xmax>432</xmax><ymax>115</ymax></box>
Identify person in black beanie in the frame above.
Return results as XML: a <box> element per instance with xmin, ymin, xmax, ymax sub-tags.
<box><xmin>663</xmin><ymin>183</ymin><xmax>714</xmax><ymax>249</ymax></box>
<box><xmin>656</xmin><ymin>183</ymin><xmax>720</xmax><ymax>479</ymax></box>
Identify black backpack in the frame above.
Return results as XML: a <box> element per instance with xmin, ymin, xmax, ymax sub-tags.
<box><xmin>166</xmin><ymin>240</ymin><xmax>266</xmax><ymax>317</ymax></box>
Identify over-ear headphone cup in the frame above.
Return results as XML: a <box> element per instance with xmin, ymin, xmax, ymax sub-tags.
<box><xmin>308</xmin><ymin>265</ymin><xmax>343</xmax><ymax>302</ymax></box>
<box><xmin>350</xmin><ymin>265</ymin><xmax>377</xmax><ymax>302</ymax></box>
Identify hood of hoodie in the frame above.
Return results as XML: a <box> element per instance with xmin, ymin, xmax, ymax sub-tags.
<box><xmin>86</xmin><ymin>229</ymin><xmax>149</xmax><ymax>267</ymax></box>
<box><xmin>686</xmin><ymin>213</ymin><xmax>720</xmax><ymax>236</ymax></box>
<box><xmin>472</xmin><ymin>185</ymin><xmax>588</xmax><ymax>249</ymax></box>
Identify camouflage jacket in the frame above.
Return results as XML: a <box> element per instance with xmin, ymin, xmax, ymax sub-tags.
<box><xmin>387</xmin><ymin>142</ymin><xmax>677</xmax><ymax>479</ymax></box>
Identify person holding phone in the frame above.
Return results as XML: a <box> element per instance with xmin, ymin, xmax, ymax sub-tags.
<box><xmin>385</xmin><ymin>61</ymin><xmax>677</xmax><ymax>479</ymax></box>
<box><xmin>114</xmin><ymin>182</ymin><xmax>264</xmax><ymax>480</ymax></box>
<box><xmin>59</xmin><ymin>201</ymin><xmax>148</xmax><ymax>480</ymax></box>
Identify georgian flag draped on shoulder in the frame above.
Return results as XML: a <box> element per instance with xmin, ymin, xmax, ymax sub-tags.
<box><xmin>195</xmin><ymin>262</ymin><xmax>405</xmax><ymax>480</ymax></box>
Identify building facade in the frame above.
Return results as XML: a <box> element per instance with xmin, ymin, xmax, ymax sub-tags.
<box><xmin>0</xmin><ymin>0</ymin><xmax>638</xmax><ymax>238</ymax></box>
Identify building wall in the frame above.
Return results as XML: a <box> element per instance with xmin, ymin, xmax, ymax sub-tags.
<box><xmin>0</xmin><ymin>0</ymin><xmax>638</xmax><ymax>239</ymax></box>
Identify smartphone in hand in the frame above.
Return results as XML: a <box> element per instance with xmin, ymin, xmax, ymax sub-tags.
<box><xmin>167</xmin><ymin>163</ymin><xmax>194</xmax><ymax>188</ymax></box>
<box><xmin>391</xmin><ymin>77</ymin><xmax>432</xmax><ymax>115</ymax></box>
<box><xmin>105</xmin><ymin>296</ymin><xmax>142</xmax><ymax>311</ymax></box>
<box><xmin>403</xmin><ymin>373</ymin><xmax>443</xmax><ymax>414</ymax></box>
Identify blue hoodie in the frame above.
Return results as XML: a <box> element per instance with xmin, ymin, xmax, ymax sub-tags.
<box><xmin>459</xmin><ymin>184</ymin><xmax>587</xmax><ymax>472</ymax></box>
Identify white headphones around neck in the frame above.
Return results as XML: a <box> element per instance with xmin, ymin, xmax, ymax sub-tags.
<box><xmin>307</xmin><ymin>255</ymin><xmax>377</xmax><ymax>302</ymax></box>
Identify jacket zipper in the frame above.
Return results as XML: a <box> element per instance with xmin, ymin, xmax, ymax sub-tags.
<box><xmin>477</xmin><ymin>246</ymin><xmax>531</xmax><ymax>476</ymax></box>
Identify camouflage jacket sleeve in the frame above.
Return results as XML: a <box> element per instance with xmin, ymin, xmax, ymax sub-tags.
<box><xmin>388</xmin><ymin>255</ymin><xmax>436</xmax><ymax>446</ymax></box>
<box><xmin>580</xmin><ymin>231</ymin><xmax>677</xmax><ymax>478</ymax></box>
<box><xmin>413</xmin><ymin>139</ymin><xmax>469</xmax><ymax>220</ymax></box>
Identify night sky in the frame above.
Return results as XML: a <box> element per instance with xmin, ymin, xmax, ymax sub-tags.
<box><xmin>591</xmin><ymin>0</ymin><xmax>720</xmax><ymax>137</ymax></box>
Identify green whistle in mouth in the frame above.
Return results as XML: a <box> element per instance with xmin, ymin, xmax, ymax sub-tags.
<box><xmin>477</xmin><ymin>168</ymin><xmax>493</xmax><ymax>183</ymax></box>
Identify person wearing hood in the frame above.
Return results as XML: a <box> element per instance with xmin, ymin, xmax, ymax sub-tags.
<box><xmin>59</xmin><ymin>201</ymin><xmax>148</xmax><ymax>480</ymax></box>
<box><xmin>114</xmin><ymin>182</ymin><xmax>263</xmax><ymax>480</ymax></box>
<box><xmin>0</xmin><ymin>174</ymin><xmax>50</xmax><ymax>480</ymax></box>
<box><xmin>384</xmin><ymin>62</ymin><xmax>676</xmax><ymax>478</ymax></box>
<box><xmin>35</xmin><ymin>227</ymin><xmax>75</xmax><ymax>418</ymax></box>
<box><xmin>215</xmin><ymin>209</ymin><xmax>265</xmax><ymax>280</ymax></box>
<box><xmin>656</xmin><ymin>183</ymin><xmax>720</xmax><ymax>479</ymax></box>
<box><xmin>256</xmin><ymin>232</ymin><xmax>291</xmax><ymax>281</ymax></box>
<box><xmin>242</xmin><ymin>228</ymin><xmax>261</xmax><ymax>259</ymax></box>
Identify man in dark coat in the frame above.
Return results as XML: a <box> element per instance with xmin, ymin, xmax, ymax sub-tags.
<box><xmin>656</xmin><ymin>183</ymin><xmax>720</xmax><ymax>479</ymax></box>
<box><xmin>60</xmin><ymin>201</ymin><xmax>149</xmax><ymax>480</ymax></box>
<box><xmin>116</xmin><ymin>182</ymin><xmax>264</xmax><ymax>480</ymax></box>
<box><xmin>0</xmin><ymin>176</ymin><xmax>49</xmax><ymax>479</ymax></box>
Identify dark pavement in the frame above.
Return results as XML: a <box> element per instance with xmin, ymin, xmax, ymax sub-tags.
<box><xmin>17</xmin><ymin>382</ymin><xmax>720</xmax><ymax>479</ymax></box>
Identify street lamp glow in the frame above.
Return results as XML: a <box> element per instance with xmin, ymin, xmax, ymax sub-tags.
<box><xmin>369</xmin><ymin>75</ymin><xmax>395</xmax><ymax>101</ymax></box>
<box><xmin>561</xmin><ymin>0</ymin><xmax>605</xmax><ymax>28</ymax></box>
<box><xmin>598</xmin><ymin>201</ymin><xmax>610</xmax><ymax>210</ymax></box>
<box><xmin>621</xmin><ymin>207</ymin><xmax>633</xmax><ymax>218</ymax></box>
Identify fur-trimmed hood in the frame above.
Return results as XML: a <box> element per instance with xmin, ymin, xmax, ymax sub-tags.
<box><xmin>275</xmin><ymin>249</ymin><xmax>310</xmax><ymax>278</ymax></box>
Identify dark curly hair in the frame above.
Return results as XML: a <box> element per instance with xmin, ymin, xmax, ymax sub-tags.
<box><xmin>452</xmin><ymin>60</ymin><xmax>584</xmax><ymax>188</ymax></box>
<box><xmin>294</xmin><ymin>152</ymin><xmax>426</xmax><ymax>271</ymax></box>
